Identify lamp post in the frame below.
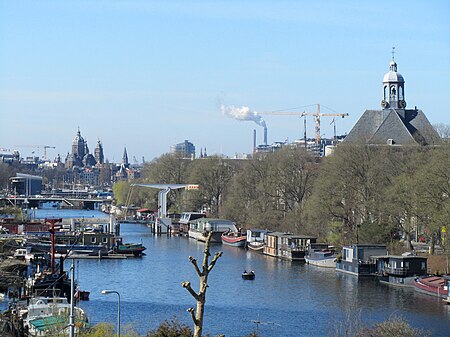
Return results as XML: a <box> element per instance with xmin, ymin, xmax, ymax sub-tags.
<box><xmin>101</xmin><ymin>290</ymin><xmax>120</xmax><ymax>337</ymax></box>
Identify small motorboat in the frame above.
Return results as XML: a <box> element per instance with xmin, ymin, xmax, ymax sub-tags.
<box><xmin>222</xmin><ymin>231</ymin><xmax>247</xmax><ymax>247</ymax></box>
<box><xmin>242</xmin><ymin>270</ymin><xmax>255</xmax><ymax>280</ymax></box>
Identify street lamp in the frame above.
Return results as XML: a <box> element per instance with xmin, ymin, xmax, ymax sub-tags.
<box><xmin>101</xmin><ymin>290</ymin><xmax>121</xmax><ymax>337</ymax></box>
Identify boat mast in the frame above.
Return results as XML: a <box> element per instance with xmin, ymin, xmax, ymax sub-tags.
<box><xmin>45</xmin><ymin>218</ymin><xmax>62</xmax><ymax>274</ymax></box>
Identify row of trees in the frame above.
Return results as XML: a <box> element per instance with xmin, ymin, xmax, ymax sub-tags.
<box><xmin>114</xmin><ymin>143</ymin><xmax>449</xmax><ymax>249</ymax></box>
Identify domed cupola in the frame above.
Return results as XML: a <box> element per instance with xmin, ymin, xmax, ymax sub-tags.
<box><xmin>381</xmin><ymin>47</ymin><xmax>406</xmax><ymax>110</ymax></box>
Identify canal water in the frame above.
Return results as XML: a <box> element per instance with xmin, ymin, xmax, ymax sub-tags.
<box><xmin>5</xmin><ymin>210</ymin><xmax>450</xmax><ymax>336</ymax></box>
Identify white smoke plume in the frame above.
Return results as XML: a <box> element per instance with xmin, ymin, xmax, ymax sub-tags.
<box><xmin>221</xmin><ymin>104</ymin><xmax>266</xmax><ymax>128</ymax></box>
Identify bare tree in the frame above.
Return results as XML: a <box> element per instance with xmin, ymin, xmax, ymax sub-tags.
<box><xmin>433</xmin><ymin>123</ymin><xmax>450</xmax><ymax>142</ymax></box>
<box><xmin>182</xmin><ymin>232</ymin><xmax>223</xmax><ymax>337</ymax></box>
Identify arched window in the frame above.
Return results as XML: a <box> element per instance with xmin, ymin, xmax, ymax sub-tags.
<box><xmin>399</xmin><ymin>86</ymin><xmax>403</xmax><ymax>100</ymax></box>
<box><xmin>384</xmin><ymin>86</ymin><xmax>388</xmax><ymax>100</ymax></box>
<box><xmin>390</xmin><ymin>85</ymin><xmax>397</xmax><ymax>100</ymax></box>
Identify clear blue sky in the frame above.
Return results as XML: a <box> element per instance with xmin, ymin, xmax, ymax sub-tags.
<box><xmin>1</xmin><ymin>0</ymin><xmax>449</xmax><ymax>162</ymax></box>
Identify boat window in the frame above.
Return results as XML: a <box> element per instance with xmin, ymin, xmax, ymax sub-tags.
<box><xmin>91</xmin><ymin>237</ymin><xmax>96</xmax><ymax>244</ymax></box>
<box><xmin>103</xmin><ymin>237</ymin><xmax>108</xmax><ymax>243</ymax></box>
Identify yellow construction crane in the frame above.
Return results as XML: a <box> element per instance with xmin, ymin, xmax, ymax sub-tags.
<box><xmin>258</xmin><ymin>104</ymin><xmax>349</xmax><ymax>144</ymax></box>
<box><xmin>14</xmin><ymin>145</ymin><xmax>56</xmax><ymax>160</ymax></box>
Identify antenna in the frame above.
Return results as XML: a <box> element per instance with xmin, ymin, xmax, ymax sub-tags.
<box><xmin>244</xmin><ymin>315</ymin><xmax>281</xmax><ymax>334</ymax></box>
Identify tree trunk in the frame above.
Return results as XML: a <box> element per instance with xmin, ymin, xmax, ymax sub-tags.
<box><xmin>405</xmin><ymin>231</ymin><xmax>412</xmax><ymax>251</ymax></box>
<box><xmin>430</xmin><ymin>234</ymin><xmax>436</xmax><ymax>255</ymax></box>
<box><xmin>182</xmin><ymin>232</ymin><xmax>223</xmax><ymax>337</ymax></box>
<box><xmin>194</xmin><ymin>294</ymin><xmax>205</xmax><ymax>337</ymax></box>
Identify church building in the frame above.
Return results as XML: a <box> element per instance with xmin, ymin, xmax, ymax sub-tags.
<box><xmin>344</xmin><ymin>50</ymin><xmax>441</xmax><ymax>146</ymax></box>
<box><xmin>65</xmin><ymin>128</ymin><xmax>103</xmax><ymax>169</ymax></box>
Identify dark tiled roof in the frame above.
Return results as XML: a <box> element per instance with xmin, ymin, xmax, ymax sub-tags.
<box><xmin>345</xmin><ymin>109</ymin><xmax>442</xmax><ymax>146</ymax></box>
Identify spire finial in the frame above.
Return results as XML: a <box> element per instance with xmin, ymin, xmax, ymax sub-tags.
<box><xmin>392</xmin><ymin>46</ymin><xmax>395</xmax><ymax>61</ymax></box>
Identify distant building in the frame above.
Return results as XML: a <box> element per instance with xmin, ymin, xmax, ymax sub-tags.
<box><xmin>65</xmin><ymin>128</ymin><xmax>101</xmax><ymax>169</ymax></box>
<box><xmin>345</xmin><ymin>51</ymin><xmax>441</xmax><ymax>146</ymax></box>
<box><xmin>113</xmin><ymin>147</ymin><xmax>140</xmax><ymax>182</ymax></box>
<box><xmin>0</xmin><ymin>149</ymin><xmax>20</xmax><ymax>164</ymax></box>
<box><xmin>171</xmin><ymin>140</ymin><xmax>196</xmax><ymax>159</ymax></box>
<box><xmin>10</xmin><ymin>173</ymin><xmax>43</xmax><ymax>196</ymax></box>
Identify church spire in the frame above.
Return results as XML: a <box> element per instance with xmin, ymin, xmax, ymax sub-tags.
<box><xmin>122</xmin><ymin>146</ymin><xmax>129</xmax><ymax>167</ymax></box>
<box><xmin>389</xmin><ymin>46</ymin><xmax>397</xmax><ymax>72</ymax></box>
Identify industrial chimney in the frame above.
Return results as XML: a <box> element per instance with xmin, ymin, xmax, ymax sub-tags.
<box><xmin>263</xmin><ymin>126</ymin><xmax>268</xmax><ymax>146</ymax></box>
<box><xmin>253</xmin><ymin>129</ymin><xmax>257</xmax><ymax>153</ymax></box>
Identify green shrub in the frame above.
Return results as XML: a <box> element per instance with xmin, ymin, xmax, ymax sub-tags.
<box><xmin>146</xmin><ymin>318</ymin><xmax>193</xmax><ymax>337</ymax></box>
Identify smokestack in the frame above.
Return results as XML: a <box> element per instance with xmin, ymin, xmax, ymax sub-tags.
<box><xmin>253</xmin><ymin>129</ymin><xmax>257</xmax><ymax>153</ymax></box>
<box><xmin>264</xmin><ymin>126</ymin><xmax>268</xmax><ymax>146</ymax></box>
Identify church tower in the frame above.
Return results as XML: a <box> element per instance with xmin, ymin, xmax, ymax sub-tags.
<box><xmin>381</xmin><ymin>47</ymin><xmax>406</xmax><ymax>110</ymax></box>
<box><xmin>344</xmin><ymin>49</ymin><xmax>441</xmax><ymax>146</ymax></box>
<box><xmin>122</xmin><ymin>146</ymin><xmax>129</xmax><ymax>167</ymax></box>
<box><xmin>69</xmin><ymin>128</ymin><xmax>86</xmax><ymax>167</ymax></box>
<box><xmin>94</xmin><ymin>139</ymin><xmax>104</xmax><ymax>165</ymax></box>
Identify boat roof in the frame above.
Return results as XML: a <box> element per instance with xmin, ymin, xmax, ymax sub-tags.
<box><xmin>343</xmin><ymin>244</ymin><xmax>386</xmax><ymax>248</ymax></box>
<box><xmin>198</xmin><ymin>218</ymin><xmax>235</xmax><ymax>223</ymax></box>
<box><xmin>247</xmin><ymin>228</ymin><xmax>271</xmax><ymax>233</ymax></box>
<box><xmin>372</xmin><ymin>255</ymin><xmax>427</xmax><ymax>260</ymax></box>
<box><xmin>267</xmin><ymin>232</ymin><xmax>316</xmax><ymax>239</ymax></box>
<box><xmin>421</xmin><ymin>276</ymin><xmax>446</xmax><ymax>285</ymax></box>
<box><xmin>30</xmin><ymin>316</ymin><xmax>65</xmax><ymax>331</ymax></box>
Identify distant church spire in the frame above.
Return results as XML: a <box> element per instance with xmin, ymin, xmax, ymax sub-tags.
<box><xmin>122</xmin><ymin>146</ymin><xmax>129</xmax><ymax>166</ymax></box>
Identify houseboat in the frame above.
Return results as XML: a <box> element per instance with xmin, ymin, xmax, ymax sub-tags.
<box><xmin>246</xmin><ymin>228</ymin><xmax>270</xmax><ymax>252</ymax></box>
<box><xmin>413</xmin><ymin>275</ymin><xmax>449</xmax><ymax>298</ymax></box>
<box><xmin>374</xmin><ymin>255</ymin><xmax>427</xmax><ymax>286</ymax></box>
<box><xmin>305</xmin><ymin>243</ymin><xmax>337</xmax><ymax>268</ymax></box>
<box><xmin>263</xmin><ymin>232</ymin><xmax>316</xmax><ymax>261</ymax></box>
<box><xmin>188</xmin><ymin>218</ymin><xmax>237</xmax><ymax>243</ymax></box>
<box><xmin>25</xmin><ymin>230</ymin><xmax>115</xmax><ymax>256</ymax></box>
<box><xmin>336</xmin><ymin>244</ymin><xmax>387</xmax><ymax>276</ymax></box>
<box><xmin>179</xmin><ymin>212</ymin><xmax>206</xmax><ymax>234</ymax></box>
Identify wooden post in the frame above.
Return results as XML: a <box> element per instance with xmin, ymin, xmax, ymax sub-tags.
<box><xmin>182</xmin><ymin>232</ymin><xmax>222</xmax><ymax>337</ymax></box>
